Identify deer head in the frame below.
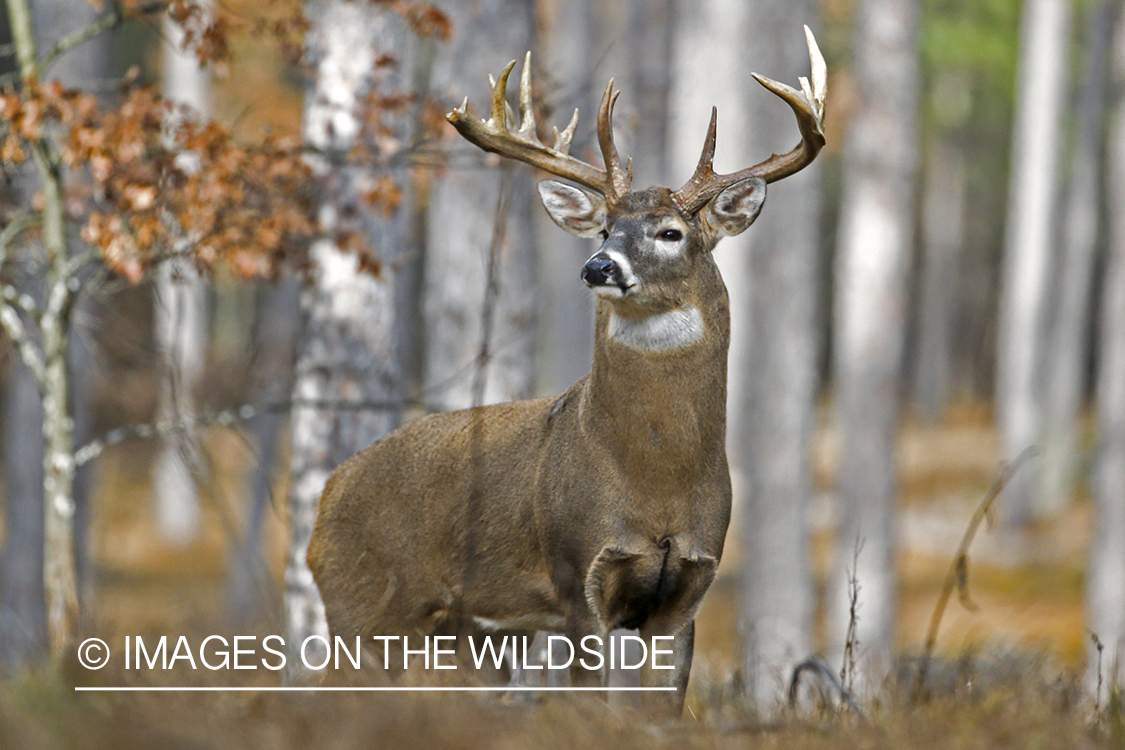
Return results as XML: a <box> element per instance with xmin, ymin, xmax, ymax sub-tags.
<box><xmin>447</xmin><ymin>26</ymin><xmax>827</xmax><ymax>321</ymax></box>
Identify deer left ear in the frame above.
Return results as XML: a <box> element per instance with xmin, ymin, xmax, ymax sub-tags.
<box><xmin>702</xmin><ymin>176</ymin><xmax>766</xmax><ymax>237</ymax></box>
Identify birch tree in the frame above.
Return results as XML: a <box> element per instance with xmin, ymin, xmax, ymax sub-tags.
<box><xmin>423</xmin><ymin>0</ymin><xmax>536</xmax><ymax>410</ymax></box>
<box><xmin>285</xmin><ymin>0</ymin><xmax>417</xmax><ymax>666</ymax></box>
<box><xmin>0</xmin><ymin>0</ymin><xmax>112</xmax><ymax>665</ymax></box>
<box><xmin>154</xmin><ymin>1</ymin><xmax>211</xmax><ymax>544</ymax></box>
<box><xmin>736</xmin><ymin>12</ymin><xmax>822</xmax><ymax>706</ymax></box>
<box><xmin>1088</xmin><ymin>5</ymin><xmax>1125</xmax><ymax>693</ymax></box>
<box><xmin>1041</xmin><ymin>0</ymin><xmax>1121</xmax><ymax>515</ymax></box>
<box><xmin>830</xmin><ymin>0</ymin><xmax>920</xmax><ymax>690</ymax></box>
<box><xmin>996</xmin><ymin>0</ymin><xmax>1073</xmax><ymax>524</ymax></box>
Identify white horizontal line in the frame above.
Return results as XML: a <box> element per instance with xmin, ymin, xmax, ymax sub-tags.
<box><xmin>74</xmin><ymin>686</ymin><xmax>677</xmax><ymax>692</ymax></box>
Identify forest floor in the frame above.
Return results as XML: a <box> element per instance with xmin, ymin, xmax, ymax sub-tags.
<box><xmin>0</xmin><ymin>406</ymin><xmax>1112</xmax><ymax>748</ymax></box>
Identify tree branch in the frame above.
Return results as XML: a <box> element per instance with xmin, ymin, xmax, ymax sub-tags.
<box><xmin>74</xmin><ymin>397</ymin><xmax>426</xmax><ymax>467</ymax></box>
<box><xmin>0</xmin><ymin>299</ymin><xmax>45</xmax><ymax>385</ymax></box>
<box><xmin>0</xmin><ymin>211</ymin><xmax>39</xmax><ymax>268</ymax></box>
<box><xmin>911</xmin><ymin>446</ymin><xmax>1040</xmax><ymax>701</ymax></box>
<box><xmin>35</xmin><ymin>1</ymin><xmax>169</xmax><ymax>78</ymax></box>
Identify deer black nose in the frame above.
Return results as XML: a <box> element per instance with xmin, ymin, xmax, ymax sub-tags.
<box><xmin>582</xmin><ymin>254</ymin><xmax>618</xmax><ymax>286</ymax></box>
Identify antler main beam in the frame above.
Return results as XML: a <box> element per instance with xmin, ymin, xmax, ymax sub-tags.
<box><xmin>671</xmin><ymin>25</ymin><xmax>827</xmax><ymax>214</ymax></box>
<box><xmin>447</xmin><ymin>53</ymin><xmax>631</xmax><ymax>203</ymax></box>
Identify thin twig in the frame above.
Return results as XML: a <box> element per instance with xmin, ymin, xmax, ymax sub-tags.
<box><xmin>470</xmin><ymin>163</ymin><xmax>511</xmax><ymax>407</ymax></box>
<box><xmin>1091</xmin><ymin>630</ymin><xmax>1104</xmax><ymax>715</ymax></box>
<box><xmin>840</xmin><ymin>536</ymin><xmax>863</xmax><ymax>692</ymax></box>
<box><xmin>911</xmin><ymin>446</ymin><xmax>1040</xmax><ymax>700</ymax></box>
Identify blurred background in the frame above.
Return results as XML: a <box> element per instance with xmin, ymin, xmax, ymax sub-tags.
<box><xmin>0</xmin><ymin>0</ymin><xmax>1123</xmax><ymax>724</ymax></box>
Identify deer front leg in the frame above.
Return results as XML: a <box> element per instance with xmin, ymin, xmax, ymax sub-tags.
<box><xmin>566</xmin><ymin>612</ymin><xmax>609</xmax><ymax>689</ymax></box>
<box><xmin>637</xmin><ymin>619</ymin><xmax>694</xmax><ymax>715</ymax></box>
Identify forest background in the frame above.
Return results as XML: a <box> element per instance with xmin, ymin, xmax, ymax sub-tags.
<box><xmin>1</xmin><ymin>0</ymin><xmax>1124</xmax><ymax>746</ymax></box>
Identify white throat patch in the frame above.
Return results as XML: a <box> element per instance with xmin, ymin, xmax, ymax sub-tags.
<box><xmin>608</xmin><ymin>307</ymin><xmax>705</xmax><ymax>353</ymax></box>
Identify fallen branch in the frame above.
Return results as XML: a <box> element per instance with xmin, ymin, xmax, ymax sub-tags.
<box><xmin>911</xmin><ymin>446</ymin><xmax>1040</xmax><ymax>701</ymax></box>
<box><xmin>789</xmin><ymin>656</ymin><xmax>866</xmax><ymax>720</ymax></box>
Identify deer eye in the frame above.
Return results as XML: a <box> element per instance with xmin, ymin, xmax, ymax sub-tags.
<box><xmin>657</xmin><ymin>228</ymin><xmax>683</xmax><ymax>242</ymax></box>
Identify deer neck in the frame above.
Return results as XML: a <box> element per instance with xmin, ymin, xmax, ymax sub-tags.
<box><xmin>582</xmin><ymin>290</ymin><xmax>730</xmax><ymax>480</ymax></box>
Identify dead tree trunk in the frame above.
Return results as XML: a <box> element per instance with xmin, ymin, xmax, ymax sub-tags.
<box><xmin>424</xmin><ymin>0</ymin><xmax>536</xmax><ymax>409</ymax></box>
<box><xmin>286</xmin><ymin>1</ymin><xmax>409</xmax><ymax>670</ymax></box>
<box><xmin>830</xmin><ymin>0</ymin><xmax>920</xmax><ymax>692</ymax></box>
<box><xmin>1089</xmin><ymin>4</ymin><xmax>1125</xmax><ymax>693</ymax></box>
<box><xmin>996</xmin><ymin>0</ymin><xmax>1073</xmax><ymax>524</ymax></box>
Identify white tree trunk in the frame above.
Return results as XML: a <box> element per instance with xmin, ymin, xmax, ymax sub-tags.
<box><xmin>1088</xmin><ymin>5</ymin><xmax>1125</xmax><ymax>693</ymax></box>
<box><xmin>424</xmin><ymin>0</ymin><xmax>536</xmax><ymax>409</ymax></box>
<box><xmin>735</xmin><ymin>8</ymin><xmax>822</xmax><ymax>708</ymax></box>
<box><xmin>830</xmin><ymin>0</ymin><xmax>919</xmax><ymax>692</ymax></box>
<box><xmin>153</xmin><ymin>7</ymin><xmax>212</xmax><ymax>544</ymax></box>
<box><xmin>913</xmin><ymin>138</ymin><xmax>966</xmax><ymax>418</ymax></box>
<box><xmin>286</xmin><ymin>1</ymin><xmax>408</xmax><ymax>670</ymax></box>
<box><xmin>996</xmin><ymin>0</ymin><xmax>1073</xmax><ymax>524</ymax></box>
<box><xmin>533</xmin><ymin>0</ymin><xmax>595</xmax><ymax>396</ymax></box>
<box><xmin>627</xmin><ymin>0</ymin><xmax>674</xmax><ymax>190</ymax></box>
<box><xmin>1041</xmin><ymin>0</ymin><xmax>1119</xmax><ymax>516</ymax></box>
<box><xmin>669</xmin><ymin>0</ymin><xmax>754</xmax><ymax>526</ymax></box>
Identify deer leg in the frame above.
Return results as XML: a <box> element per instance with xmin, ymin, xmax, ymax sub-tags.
<box><xmin>566</xmin><ymin>613</ymin><xmax>608</xmax><ymax>689</ymax></box>
<box><xmin>637</xmin><ymin>619</ymin><xmax>694</xmax><ymax>716</ymax></box>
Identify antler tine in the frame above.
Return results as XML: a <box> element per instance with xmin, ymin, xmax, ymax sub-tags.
<box><xmin>447</xmin><ymin>54</ymin><xmax>615</xmax><ymax>198</ymax></box>
<box><xmin>597</xmin><ymin>81</ymin><xmax>632</xmax><ymax>199</ymax></box>
<box><xmin>677</xmin><ymin>107</ymin><xmax>720</xmax><ymax>201</ymax></box>
<box><xmin>552</xmin><ymin>108</ymin><xmax>579</xmax><ymax>155</ymax></box>
<box><xmin>488</xmin><ymin>61</ymin><xmax>517</xmax><ymax>130</ymax></box>
<box><xmin>517</xmin><ymin>51</ymin><xmax>538</xmax><ymax>139</ymax></box>
<box><xmin>671</xmin><ymin>26</ymin><xmax>827</xmax><ymax>214</ymax></box>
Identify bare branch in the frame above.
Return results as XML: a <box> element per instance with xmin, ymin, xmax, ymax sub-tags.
<box><xmin>74</xmin><ymin>397</ymin><xmax>424</xmax><ymax>467</ymax></box>
<box><xmin>912</xmin><ymin>447</ymin><xmax>1040</xmax><ymax>701</ymax></box>
<box><xmin>0</xmin><ymin>211</ymin><xmax>40</xmax><ymax>267</ymax></box>
<box><xmin>0</xmin><ymin>300</ymin><xmax>45</xmax><ymax>384</ymax></box>
<box><xmin>36</xmin><ymin>1</ymin><xmax>169</xmax><ymax>78</ymax></box>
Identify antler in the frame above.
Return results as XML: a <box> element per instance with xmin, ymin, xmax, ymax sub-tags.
<box><xmin>671</xmin><ymin>25</ymin><xmax>827</xmax><ymax>214</ymax></box>
<box><xmin>447</xmin><ymin>53</ymin><xmax>632</xmax><ymax>204</ymax></box>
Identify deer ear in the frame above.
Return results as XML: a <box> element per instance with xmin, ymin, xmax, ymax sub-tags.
<box><xmin>702</xmin><ymin>176</ymin><xmax>766</xmax><ymax>238</ymax></box>
<box><xmin>538</xmin><ymin>180</ymin><xmax>607</xmax><ymax>238</ymax></box>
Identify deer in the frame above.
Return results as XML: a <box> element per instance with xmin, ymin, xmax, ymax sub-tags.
<box><xmin>306</xmin><ymin>26</ymin><xmax>826</xmax><ymax>714</ymax></box>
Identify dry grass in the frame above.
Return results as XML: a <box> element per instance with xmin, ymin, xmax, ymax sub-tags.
<box><xmin>0</xmin><ymin>653</ymin><xmax>1121</xmax><ymax>750</ymax></box>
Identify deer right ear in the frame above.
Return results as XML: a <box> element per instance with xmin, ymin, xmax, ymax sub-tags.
<box><xmin>702</xmin><ymin>176</ymin><xmax>767</xmax><ymax>238</ymax></box>
<box><xmin>538</xmin><ymin>180</ymin><xmax>607</xmax><ymax>238</ymax></box>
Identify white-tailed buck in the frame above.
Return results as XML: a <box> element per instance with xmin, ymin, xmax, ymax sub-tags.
<box><xmin>308</xmin><ymin>27</ymin><xmax>826</xmax><ymax>712</ymax></box>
